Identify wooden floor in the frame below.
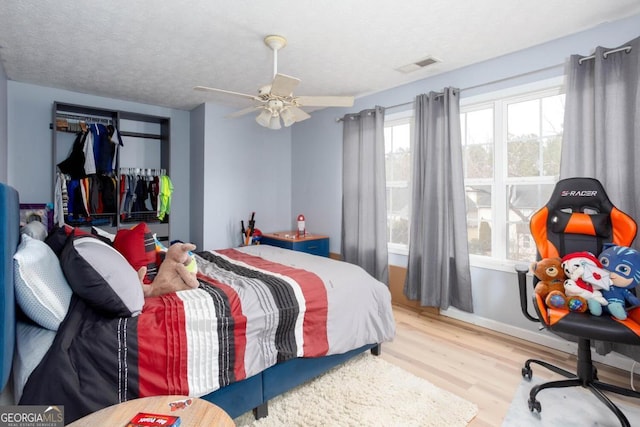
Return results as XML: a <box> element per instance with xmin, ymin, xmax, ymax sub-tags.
<box><xmin>381</xmin><ymin>305</ymin><xmax>640</xmax><ymax>426</ymax></box>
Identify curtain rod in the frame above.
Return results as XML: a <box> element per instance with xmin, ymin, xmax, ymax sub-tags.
<box><xmin>578</xmin><ymin>45</ymin><xmax>632</xmax><ymax>65</ymax></box>
<box><xmin>336</xmin><ymin>62</ymin><xmax>564</xmax><ymax>122</ymax></box>
<box><xmin>337</xmin><ymin>45</ymin><xmax>633</xmax><ymax>122</ymax></box>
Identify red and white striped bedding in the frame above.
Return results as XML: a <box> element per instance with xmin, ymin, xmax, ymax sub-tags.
<box><xmin>20</xmin><ymin>245</ymin><xmax>395</xmax><ymax>422</ymax></box>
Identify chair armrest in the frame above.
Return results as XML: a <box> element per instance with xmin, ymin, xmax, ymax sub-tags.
<box><xmin>515</xmin><ymin>264</ymin><xmax>540</xmax><ymax>323</ymax></box>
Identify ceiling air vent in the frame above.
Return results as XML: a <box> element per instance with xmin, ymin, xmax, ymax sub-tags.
<box><xmin>395</xmin><ymin>56</ymin><xmax>440</xmax><ymax>73</ymax></box>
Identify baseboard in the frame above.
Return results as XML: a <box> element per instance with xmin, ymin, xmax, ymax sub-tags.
<box><xmin>440</xmin><ymin>307</ymin><xmax>639</xmax><ymax>373</ymax></box>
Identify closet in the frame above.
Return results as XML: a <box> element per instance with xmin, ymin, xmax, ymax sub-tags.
<box><xmin>52</xmin><ymin>102</ymin><xmax>171</xmax><ymax>240</ymax></box>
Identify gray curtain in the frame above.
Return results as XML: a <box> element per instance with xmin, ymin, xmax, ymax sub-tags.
<box><xmin>559</xmin><ymin>37</ymin><xmax>640</xmax><ymax>357</ymax></box>
<box><xmin>341</xmin><ymin>106</ymin><xmax>389</xmax><ymax>284</ymax></box>
<box><xmin>404</xmin><ymin>89</ymin><xmax>473</xmax><ymax>312</ymax></box>
<box><xmin>560</xmin><ymin>36</ymin><xmax>640</xmax><ymax>250</ymax></box>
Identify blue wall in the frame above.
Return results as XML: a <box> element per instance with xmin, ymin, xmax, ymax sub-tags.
<box><xmin>193</xmin><ymin>102</ymin><xmax>293</xmax><ymax>250</ymax></box>
<box><xmin>5</xmin><ymin>82</ymin><xmax>191</xmax><ymax>241</ymax></box>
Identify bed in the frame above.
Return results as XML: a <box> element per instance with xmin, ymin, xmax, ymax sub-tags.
<box><xmin>0</xmin><ymin>182</ymin><xmax>395</xmax><ymax>423</ymax></box>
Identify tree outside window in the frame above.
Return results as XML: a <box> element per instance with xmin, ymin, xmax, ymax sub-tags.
<box><xmin>461</xmin><ymin>88</ymin><xmax>564</xmax><ymax>263</ymax></box>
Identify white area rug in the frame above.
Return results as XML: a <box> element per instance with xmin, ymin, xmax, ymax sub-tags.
<box><xmin>234</xmin><ymin>352</ymin><xmax>478</xmax><ymax>427</ymax></box>
<box><xmin>503</xmin><ymin>375</ymin><xmax>640</xmax><ymax>426</ymax></box>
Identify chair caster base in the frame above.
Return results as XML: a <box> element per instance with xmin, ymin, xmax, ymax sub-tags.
<box><xmin>528</xmin><ymin>398</ymin><xmax>541</xmax><ymax>413</ymax></box>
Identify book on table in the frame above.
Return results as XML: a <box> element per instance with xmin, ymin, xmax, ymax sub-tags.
<box><xmin>126</xmin><ymin>412</ymin><xmax>181</xmax><ymax>427</ymax></box>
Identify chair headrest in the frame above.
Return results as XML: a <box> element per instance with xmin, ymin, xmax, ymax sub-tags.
<box><xmin>530</xmin><ymin>177</ymin><xmax>637</xmax><ymax>258</ymax></box>
<box><xmin>544</xmin><ymin>177</ymin><xmax>613</xmax><ymax>215</ymax></box>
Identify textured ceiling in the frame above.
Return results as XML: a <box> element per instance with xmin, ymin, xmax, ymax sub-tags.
<box><xmin>1</xmin><ymin>0</ymin><xmax>639</xmax><ymax>111</ymax></box>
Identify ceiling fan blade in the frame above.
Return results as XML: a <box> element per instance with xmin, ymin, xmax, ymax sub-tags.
<box><xmin>288</xmin><ymin>106</ymin><xmax>311</xmax><ymax>122</ymax></box>
<box><xmin>295</xmin><ymin>95</ymin><xmax>354</xmax><ymax>107</ymax></box>
<box><xmin>270</xmin><ymin>73</ymin><xmax>301</xmax><ymax>97</ymax></box>
<box><xmin>226</xmin><ymin>105</ymin><xmax>263</xmax><ymax>119</ymax></box>
<box><xmin>194</xmin><ymin>85</ymin><xmax>260</xmax><ymax>101</ymax></box>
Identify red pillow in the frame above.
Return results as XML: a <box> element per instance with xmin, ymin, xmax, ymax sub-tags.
<box><xmin>113</xmin><ymin>223</ymin><xmax>158</xmax><ymax>283</ymax></box>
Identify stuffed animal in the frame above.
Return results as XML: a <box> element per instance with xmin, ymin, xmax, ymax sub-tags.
<box><xmin>138</xmin><ymin>242</ymin><xmax>199</xmax><ymax>297</ymax></box>
<box><xmin>596</xmin><ymin>245</ymin><xmax>640</xmax><ymax>320</ymax></box>
<box><xmin>561</xmin><ymin>251</ymin><xmax>608</xmax><ymax>313</ymax></box>
<box><xmin>530</xmin><ymin>258</ymin><xmax>568</xmax><ymax>309</ymax></box>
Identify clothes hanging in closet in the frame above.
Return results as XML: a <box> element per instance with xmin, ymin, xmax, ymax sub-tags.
<box><xmin>54</xmin><ymin>124</ymin><xmax>123</xmax><ymax>226</ymax></box>
<box><xmin>57</xmin><ymin>124</ymin><xmax>123</xmax><ymax>179</ymax></box>
<box><xmin>119</xmin><ymin>169</ymin><xmax>172</xmax><ymax>223</ymax></box>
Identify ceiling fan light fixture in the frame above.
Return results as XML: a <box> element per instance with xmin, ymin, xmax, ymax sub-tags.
<box><xmin>268</xmin><ymin>115</ymin><xmax>282</xmax><ymax>130</ymax></box>
<box><xmin>196</xmin><ymin>34</ymin><xmax>354</xmax><ymax>129</ymax></box>
<box><xmin>256</xmin><ymin>109</ymin><xmax>272</xmax><ymax>127</ymax></box>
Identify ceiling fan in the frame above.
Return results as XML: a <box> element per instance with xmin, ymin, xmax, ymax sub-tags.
<box><xmin>194</xmin><ymin>35</ymin><xmax>354</xmax><ymax>130</ymax></box>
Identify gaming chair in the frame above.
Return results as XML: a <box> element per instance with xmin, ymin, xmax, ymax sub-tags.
<box><xmin>516</xmin><ymin>177</ymin><xmax>640</xmax><ymax>427</ymax></box>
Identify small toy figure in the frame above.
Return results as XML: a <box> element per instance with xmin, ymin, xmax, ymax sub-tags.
<box><xmin>597</xmin><ymin>245</ymin><xmax>640</xmax><ymax>320</ymax></box>
<box><xmin>561</xmin><ymin>251</ymin><xmax>609</xmax><ymax>314</ymax></box>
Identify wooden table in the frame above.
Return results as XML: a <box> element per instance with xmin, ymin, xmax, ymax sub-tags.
<box><xmin>67</xmin><ymin>395</ymin><xmax>235</xmax><ymax>427</ymax></box>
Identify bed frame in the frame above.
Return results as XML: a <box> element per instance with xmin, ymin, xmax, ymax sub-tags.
<box><xmin>0</xmin><ymin>182</ymin><xmax>378</xmax><ymax>419</ymax></box>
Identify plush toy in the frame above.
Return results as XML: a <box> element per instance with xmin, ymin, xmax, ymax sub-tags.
<box><xmin>530</xmin><ymin>258</ymin><xmax>568</xmax><ymax>308</ymax></box>
<box><xmin>138</xmin><ymin>242</ymin><xmax>199</xmax><ymax>298</ymax></box>
<box><xmin>596</xmin><ymin>245</ymin><xmax>640</xmax><ymax>320</ymax></box>
<box><xmin>561</xmin><ymin>251</ymin><xmax>608</xmax><ymax>313</ymax></box>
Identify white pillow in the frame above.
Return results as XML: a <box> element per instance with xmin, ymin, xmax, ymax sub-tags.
<box><xmin>13</xmin><ymin>234</ymin><xmax>72</xmax><ymax>330</ymax></box>
<box><xmin>13</xmin><ymin>321</ymin><xmax>56</xmax><ymax>402</ymax></box>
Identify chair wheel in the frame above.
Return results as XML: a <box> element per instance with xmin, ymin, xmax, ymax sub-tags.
<box><xmin>528</xmin><ymin>398</ymin><xmax>541</xmax><ymax>413</ymax></box>
<box><xmin>522</xmin><ymin>366</ymin><xmax>532</xmax><ymax>380</ymax></box>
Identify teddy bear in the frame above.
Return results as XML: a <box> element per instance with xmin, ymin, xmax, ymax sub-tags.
<box><xmin>561</xmin><ymin>251</ymin><xmax>609</xmax><ymax>314</ymax></box>
<box><xmin>596</xmin><ymin>244</ymin><xmax>640</xmax><ymax>320</ymax></box>
<box><xmin>530</xmin><ymin>257</ymin><xmax>589</xmax><ymax>312</ymax></box>
<box><xmin>530</xmin><ymin>258</ymin><xmax>571</xmax><ymax>309</ymax></box>
<box><xmin>137</xmin><ymin>242</ymin><xmax>200</xmax><ymax>297</ymax></box>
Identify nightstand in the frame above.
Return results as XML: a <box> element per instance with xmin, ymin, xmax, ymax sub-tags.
<box><xmin>260</xmin><ymin>231</ymin><xmax>330</xmax><ymax>257</ymax></box>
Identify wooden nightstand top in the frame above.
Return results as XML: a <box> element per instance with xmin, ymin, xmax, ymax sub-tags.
<box><xmin>261</xmin><ymin>231</ymin><xmax>329</xmax><ymax>242</ymax></box>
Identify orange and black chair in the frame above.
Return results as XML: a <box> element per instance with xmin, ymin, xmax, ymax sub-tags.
<box><xmin>516</xmin><ymin>177</ymin><xmax>640</xmax><ymax>426</ymax></box>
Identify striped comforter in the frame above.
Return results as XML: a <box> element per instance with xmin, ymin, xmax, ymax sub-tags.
<box><xmin>20</xmin><ymin>245</ymin><xmax>395</xmax><ymax>423</ymax></box>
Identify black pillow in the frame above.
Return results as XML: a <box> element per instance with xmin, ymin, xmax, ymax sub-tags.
<box><xmin>60</xmin><ymin>234</ymin><xmax>144</xmax><ymax>317</ymax></box>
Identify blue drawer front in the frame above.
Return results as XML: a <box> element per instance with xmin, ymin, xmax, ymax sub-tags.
<box><xmin>294</xmin><ymin>239</ymin><xmax>329</xmax><ymax>257</ymax></box>
<box><xmin>261</xmin><ymin>236</ymin><xmax>329</xmax><ymax>257</ymax></box>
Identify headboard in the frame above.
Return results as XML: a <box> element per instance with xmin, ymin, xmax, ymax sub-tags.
<box><xmin>0</xmin><ymin>182</ymin><xmax>19</xmax><ymax>391</ymax></box>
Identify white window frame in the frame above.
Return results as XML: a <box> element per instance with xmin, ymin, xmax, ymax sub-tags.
<box><xmin>461</xmin><ymin>77</ymin><xmax>564</xmax><ymax>272</ymax></box>
<box><xmin>384</xmin><ymin>109</ymin><xmax>413</xmax><ymax>256</ymax></box>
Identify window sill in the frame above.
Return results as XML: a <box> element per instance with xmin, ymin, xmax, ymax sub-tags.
<box><xmin>469</xmin><ymin>254</ymin><xmax>524</xmax><ymax>273</ymax></box>
<box><xmin>387</xmin><ymin>243</ymin><xmax>408</xmax><ymax>256</ymax></box>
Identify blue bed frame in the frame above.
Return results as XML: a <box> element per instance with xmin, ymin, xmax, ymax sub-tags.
<box><xmin>0</xmin><ymin>182</ymin><xmax>378</xmax><ymax>419</ymax></box>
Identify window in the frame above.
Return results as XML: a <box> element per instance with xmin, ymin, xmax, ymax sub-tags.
<box><xmin>461</xmin><ymin>84</ymin><xmax>564</xmax><ymax>265</ymax></box>
<box><xmin>384</xmin><ymin>115</ymin><xmax>412</xmax><ymax>253</ymax></box>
